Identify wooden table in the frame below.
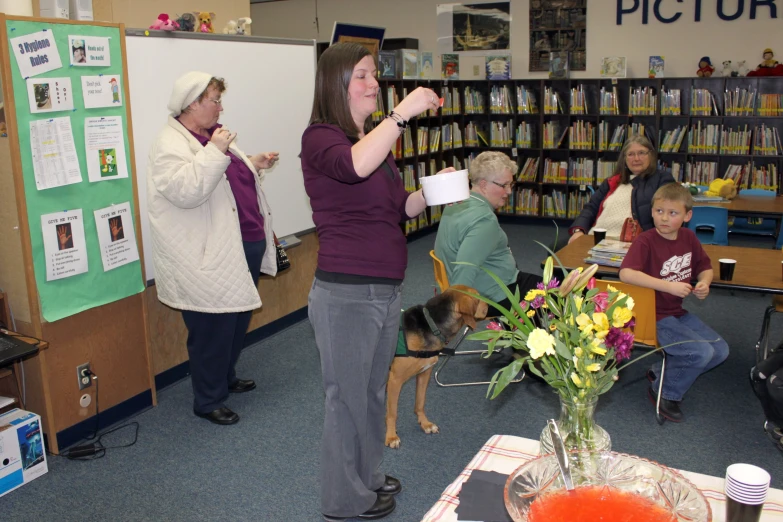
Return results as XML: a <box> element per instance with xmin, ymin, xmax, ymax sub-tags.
<box><xmin>422</xmin><ymin>435</ymin><xmax>783</xmax><ymax>522</ymax></box>
<box><xmin>694</xmin><ymin>194</ymin><xmax>783</xmax><ymax>217</ymax></box>
<box><xmin>553</xmin><ymin>235</ymin><xmax>783</xmax><ymax>295</ymax></box>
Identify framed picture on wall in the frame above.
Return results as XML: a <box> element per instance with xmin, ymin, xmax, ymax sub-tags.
<box><xmin>530</xmin><ymin>0</ymin><xmax>586</xmax><ymax>72</ymax></box>
<box><xmin>600</xmin><ymin>56</ymin><xmax>627</xmax><ymax>78</ymax></box>
<box><xmin>330</xmin><ymin>23</ymin><xmax>386</xmax><ymax>62</ymax></box>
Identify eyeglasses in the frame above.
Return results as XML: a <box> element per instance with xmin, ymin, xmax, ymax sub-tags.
<box><xmin>491</xmin><ymin>180</ymin><xmax>513</xmax><ymax>190</ymax></box>
<box><xmin>626</xmin><ymin>150</ymin><xmax>650</xmax><ymax>158</ymax></box>
<box><xmin>206</xmin><ymin>97</ymin><xmax>223</xmax><ymax>106</ymax></box>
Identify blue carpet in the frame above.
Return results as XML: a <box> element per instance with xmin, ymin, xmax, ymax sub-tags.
<box><xmin>2</xmin><ymin>220</ymin><xmax>782</xmax><ymax>521</ymax></box>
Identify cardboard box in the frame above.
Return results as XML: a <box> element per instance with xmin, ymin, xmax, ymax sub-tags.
<box><xmin>0</xmin><ymin>409</ymin><xmax>48</xmax><ymax>498</ymax></box>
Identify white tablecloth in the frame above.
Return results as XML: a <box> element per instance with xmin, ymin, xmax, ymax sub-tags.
<box><xmin>421</xmin><ymin>434</ymin><xmax>783</xmax><ymax>522</ymax></box>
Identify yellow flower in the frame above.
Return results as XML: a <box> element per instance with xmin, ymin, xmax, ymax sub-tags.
<box><xmin>612</xmin><ymin>307</ymin><xmax>633</xmax><ymax>328</ymax></box>
<box><xmin>573</xmin><ymin>296</ymin><xmax>584</xmax><ymax>311</ymax></box>
<box><xmin>573</xmin><ymin>356</ymin><xmax>579</xmax><ymax>366</ymax></box>
<box><xmin>592</xmin><ymin>312</ymin><xmax>609</xmax><ymax>332</ymax></box>
<box><xmin>607</xmin><ymin>284</ymin><xmax>618</xmax><ymax>293</ymax></box>
<box><xmin>625</xmin><ymin>295</ymin><xmax>635</xmax><ymax>311</ymax></box>
<box><xmin>574</xmin><ymin>347</ymin><xmax>583</xmax><ymax>357</ymax></box>
<box><xmin>526</xmin><ymin>310</ymin><xmax>536</xmax><ymax>318</ymax></box>
<box><xmin>524</xmin><ymin>289</ymin><xmax>546</xmax><ymax>302</ymax></box>
<box><xmin>549</xmin><ymin>323</ymin><xmax>557</xmax><ymax>331</ymax></box>
<box><xmin>586</xmin><ymin>363</ymin><xmax>601</xmax><ymax>372</ymax></box>
<box><xmin>527</xmin><ymin>328</ymin><xmax>556</xmax><ymax>360</ymax></box>
<box><xmin>579</xmin><ymin>389</ymin><xmax>586</xmax><ymax>399</ymax></box>
<box><xmin>571</xmin><ymin>373</ymin><xmax>583</xmax><ymax>387</ymax></box>
<box><xmin>589</xmin><ymin>339</ymin><xmax>607</xmax><ymax>356</ymax></box>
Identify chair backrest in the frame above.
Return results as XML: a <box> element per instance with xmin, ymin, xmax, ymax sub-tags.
<box><xmin>430</xmin><ymin>250</ymin><xmax>450</xmax><ymax>293</ymax></box>
<box><xmin>594</xmin><ymin>280</ymin><xmax>657</xmax><ymax>348</ymax></box>
<box><xmin>739</xmin><ymin>189</ymin><xmax>776</xmax><ymax>197</ymax></box>
<box><xmin>687</xmin><ymin>206</ymin><xmax>729</xmax><ymax>245</ymax></box>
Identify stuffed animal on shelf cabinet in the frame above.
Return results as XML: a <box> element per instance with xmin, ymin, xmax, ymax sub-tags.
<box><xmin>222</xmin><ymin>20</ymin><xmax>238</xmax><ymax>34</ymax></box>
<box><xmin>194</xmin><ymin>12</ymin><xmax>216</xmax><ymax>33</ymax></box>
<box><xmin>720</xmin><ymin>60</ymin><xmax>733</xmax><ymax>77</ymax></box>
<box><xmin>704</xmin><ymin>178</ymin><xmax>738</xmax><ymax>200</ymax></box>
<box><xmin>237</xmin><ymin>17</ymin><xmax>252</xmax><ymax>35</ymax></box>
<box><xmin>149</xmin><ymin>13</ymin><xmax>179</xmax><ymax>31</ymax></box>
<box><xmin>736</xmin><ymin>60</ymin><xmax>750</xmax><ymax>76</ymax></box>
<box><xmin>748</xmin><ymin>48</ymin><xmax>783</xmax><ymax>76</ymax></box>
<box><xmin>176</xmin><ymin>13</ymin><xmax>196</xmax><ymax>32</ymax></box>
<box><xmin>697</xmin><ymin>56</ymin><xmax>714</xmax><ymax>77</ymax></box>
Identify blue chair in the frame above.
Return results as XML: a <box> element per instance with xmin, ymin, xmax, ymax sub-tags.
<box><xmin>729</xmin><ymin>189</ymin><xmax>778</xmax><ymax>238</ymax></box>
<box><xmin>687</xmin><ymin>206</ymin><xmax>729</xmax><ymax>245</ymax></box>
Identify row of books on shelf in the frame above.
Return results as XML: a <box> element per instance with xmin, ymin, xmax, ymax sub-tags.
<box><xmin>658</xmin><ymin>123</ymin><xmax>782</xmax><ymax>155</ymax></box>
<box><xmin>496</xmin><ymin>188</ymin><xmax>590</xmax><ymax>219</ymax></box>
<box><xmin>663</xmin><ymin>160</ymin><xmax>779</xmax><ymax>190</ymax></box>
<box><xmin>378</xmin><ymin>83</ymin><xmax>783</xmax><ymax>119</ymax></box>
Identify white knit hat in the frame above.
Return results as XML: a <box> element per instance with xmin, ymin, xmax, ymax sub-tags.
<box><xmin>167</xmin><ymin>71</ymin><xmax>213</xmax><ymax>115</ymax></box>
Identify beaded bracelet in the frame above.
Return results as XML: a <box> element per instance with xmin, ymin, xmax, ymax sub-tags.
<box><xmin>387</xmin><ymin>111</ymin><xmax>408</xmax><ymax>132</ymax></box>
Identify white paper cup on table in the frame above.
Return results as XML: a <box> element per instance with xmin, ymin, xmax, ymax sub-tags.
<box><xmin>725</xmin><ymin>463</ymin><xmax>770</xmax><ymax>522</ymax></box>
<box><xmin>420</xmin><ymin>169</ymin><xmax>470</xmax><ymax>206</ymax></box>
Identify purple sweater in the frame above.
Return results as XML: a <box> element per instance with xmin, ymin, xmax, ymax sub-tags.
<box><xmin>301</xmin><ymin>124</ymin><xmax>411</xmax><ymax>280</ymax></box>
<box><xmin>184</xmin><ymin>122</ymin><xmax>265</xmax><ymax>241</ymax></box>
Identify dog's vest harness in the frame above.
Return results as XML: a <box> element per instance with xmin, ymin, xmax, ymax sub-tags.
<box><xmin>395</xmin><ymin>308</ymin><xmax>447</xmax><ymax>358</ymax></box>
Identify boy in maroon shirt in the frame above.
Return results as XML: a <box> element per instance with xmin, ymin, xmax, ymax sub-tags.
<box><xmin>620</xmin><ymin>183</ymin><xmax>729</xmax><ymax>422</ymax></box>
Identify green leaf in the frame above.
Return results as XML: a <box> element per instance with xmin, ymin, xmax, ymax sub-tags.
<box><xmin>545</xmin><ymin>295</ymin><xmax>561</xmax><ymax>316</ymax></box>
<box><xmin>487</xmin><ymin>359</ymin><xmax>525</xmax><ymax>399</ymax></box>
<box><xmin>605</xmin><ymin>295</ymin><xmax>628</xmax><ymax>321</ymax></box>
<box><xmin>467</xmin><ymin>330</ymin><xmax>507</xmax><ymax>341</ymax></box>
<box><xmin>527</xmin><ymin>360</ymin><xmax>545</xmax><ymax>379</ymax></box>
<box><xmin>554</xmin><ymin>337</ymin><xmax>572</xmax><ymax>360</ymax></box>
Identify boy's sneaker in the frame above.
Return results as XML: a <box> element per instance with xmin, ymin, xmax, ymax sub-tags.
<box><xmin>646</xmin><ymin>369</ymin><xmax>656</xmax><ymax>383</ymax></box>
<box><xmin>648</xmin><ymin>386</ymin><xmax>684</xmax><ymax>422</ymax></box>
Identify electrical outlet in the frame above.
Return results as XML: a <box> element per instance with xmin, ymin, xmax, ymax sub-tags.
<box><xmin>76</xmin><ymin>363</ymin><xmax>92</xmax><ymax>390</ymax></box>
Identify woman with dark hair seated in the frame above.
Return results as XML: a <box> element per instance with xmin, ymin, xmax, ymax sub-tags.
<box><xmin>568</xmin><ymin>135</ymin><xmax>675</xmax><ymax>244</ymax></box>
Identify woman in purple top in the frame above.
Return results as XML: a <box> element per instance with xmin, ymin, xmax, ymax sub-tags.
<box><xmin>301</xmin><ymin>43</ymin><xmax>448</xmax><ymax>521</ymax></box>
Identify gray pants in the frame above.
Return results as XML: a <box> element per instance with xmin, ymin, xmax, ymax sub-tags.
<box><xmin>308</xmin><ymin>278</ymin><xmax>402</xmax><ymax>517</ymax></box>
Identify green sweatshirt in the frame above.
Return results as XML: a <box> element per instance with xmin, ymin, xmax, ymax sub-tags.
<box><xmin>434</xmin><ymin>193</ymin><xmax>519</xmax><ymax>303</ymax></box>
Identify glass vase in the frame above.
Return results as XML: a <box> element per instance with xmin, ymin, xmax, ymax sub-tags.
<box><xmin>539</xmin><ymin>394</ymin><xmax>611</xmax><ymax>455</ymax></box>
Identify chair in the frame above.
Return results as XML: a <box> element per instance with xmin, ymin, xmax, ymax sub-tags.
<box><xmin>594</xmin><ymin>280</ymin><xmax>667</xmax><ymax>425</ymax></box>
<box><xmin>687</xmin><ymin>206</ymin><xmax>729</xmax><ymax>246</ymax></box>
<box><xmin>428</xmin><ymin>250</ymin><xmax>525</xmax><ymax>388</ymax></box>
<box><xmin>728</xmin><ymin>189</ymin><xmax>777</xmax><ymax>238</ymax></box>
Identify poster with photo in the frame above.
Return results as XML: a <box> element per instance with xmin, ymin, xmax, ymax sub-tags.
<box><xmin>436</xmin><ymin>2</ymin><xmax>510</xmax><ymax>53</ymax></box>
<box><xmin>41</xmin><ymin>209</ymin><xmax>88</xmax><ymax>281</ymax></box>
<box><xmin>529</xmin><ymin>0</ymin><xmax>587</xmax><ymax>72</ymax></box>
<box><xmin>84</xmin><ymin>116</ymin><xmax>128</xmax><ymax>182</ymax></box>
<box><xmin>26</xmin><ymin>77</ymin><xmax>73</xmax><ymax>113</ymax></box>
<box><xmin>10</xmin><ymin>30</ymin><xmax>63</xmax><ymax>78</ymax></box>
<box><xmin>93</xmin><ymin>202</ymin><xmax>140</xmax><ymax>272</ymax></box>
<box><xmin>81</xmin><ymin>75</ymin><xmax>122</xmax><ymax>109</ymax></box>
<box><xmin>68</xmin><ymin>35</ymin><xmax>111</xmax><ymax>66</ymax></box>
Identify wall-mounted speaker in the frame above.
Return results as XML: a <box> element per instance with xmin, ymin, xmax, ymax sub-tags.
<box><xmin>69</xmin><ymin>0</ymin><xmax>92</xmax><ymax>21</ymax></box>
<box><xmin>38</xmin><ymin>0</ymin><xmax>69</xmax><ymax>19</ymax></box>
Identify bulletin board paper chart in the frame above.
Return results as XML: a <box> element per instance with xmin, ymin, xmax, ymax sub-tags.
<box><xmin>5</xmin><ymin>19</ymin><xmax>144</xmax><ymax>322</ymax></box>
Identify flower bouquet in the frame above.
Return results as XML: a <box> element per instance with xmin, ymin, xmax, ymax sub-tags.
<box><xmin>460</xmin><ymin>255</ymin><xmax>641</xmax><ymax>453</ymax></box>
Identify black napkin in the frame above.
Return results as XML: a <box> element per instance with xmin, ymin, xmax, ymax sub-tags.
<box><xmin>455</xmin><ymin>470</ymin><xmax>512</xmax><ymax>522</ymax></box>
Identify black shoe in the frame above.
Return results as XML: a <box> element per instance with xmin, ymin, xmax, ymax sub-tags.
<box><xmin>374</xmin><ymin>475</ymin><xmax>401</xmax><ymax>496</ymax></box>
<box><xmin>228</xmin><ymin>379</ymin><xmax>256</xmax><ymax>393</ymax></box>
<box><xmin>194</xmin><ymin>406</ymin><xmax>239</xmax><ymax>425</ymax></box>
<box><xmin>323</xmin><ymin>494</ymin><xmax>396</xmax><ymax>521</ymax></box>
<box><xmin>646</xmin><ymin>369</ymin><xmax>656</xmax><ymax>383</ymax></box>
<box><xmin>647</xmin><ymin>386</ymin><xmax>684</xmax><ymax>422</ymax></box>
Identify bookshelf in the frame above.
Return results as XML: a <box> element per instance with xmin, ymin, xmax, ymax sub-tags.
<box><xmin>376</xmin><ymin>77</ymin><xmax>783</xmax><ymax>235</ymax></box>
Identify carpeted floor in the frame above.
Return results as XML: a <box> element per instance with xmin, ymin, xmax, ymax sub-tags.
<box><xmin>2</xmin><ymin>219</ymin><xmax>782</xmax><ymax>521</ymax></box>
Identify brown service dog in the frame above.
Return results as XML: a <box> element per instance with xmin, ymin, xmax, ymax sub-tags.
<box><xmin>385</xmin><ymin>285</ymin><xmax>488</xmax><ymax>449</ymax></box>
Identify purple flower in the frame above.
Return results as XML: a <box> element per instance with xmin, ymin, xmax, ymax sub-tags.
<box><xmin>536</xmin><ymin>282</ymin><xmax>546</xmax><ymax>290</ymax></box>
<box><xmin>547</xmin><ymin>278</ymin><xmax>560</xmax><ymax>289</ymax></box>
<box><xmin>624</xmin><ymin>318</ymin><xmax>636</xmax><ymax>329</ymax></box>
<box><xmin>605</xmin><ymin>327</ymin><xmax>634</xmax><ymax>362</ymax></box>
<box><xmin>547</xmin><ymin>313</ymin><xmax>554</xmax><ymax>320</ymax></box>
<box><xmin>531</xmin><ymin>296</ymin><xmax>546</xmax><ymax>309</ymax></box>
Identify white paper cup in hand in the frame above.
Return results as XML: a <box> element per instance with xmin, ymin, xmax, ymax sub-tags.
<box><xmin>420</xmin><ymin>169</ymin><xmax>470</xmax><ymax>206</ymax></box>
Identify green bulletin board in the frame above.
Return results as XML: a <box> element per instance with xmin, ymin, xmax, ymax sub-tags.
<box><xmin>7</xmin><ymin>20</ymin><xmax>143</xmax><ymax>322</ymax></box>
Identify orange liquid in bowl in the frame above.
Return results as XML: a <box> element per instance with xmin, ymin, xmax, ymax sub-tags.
<box><xmin>528</xmin><ymin>486</ymin><xmax>677</xmax><ymax>522</ymax></box>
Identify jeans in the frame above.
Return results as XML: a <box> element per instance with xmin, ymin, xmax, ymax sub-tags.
<box><xmin>652</xmin><ymin>313</ymin><xmax>729</xmax><ymax>402</ymax></box>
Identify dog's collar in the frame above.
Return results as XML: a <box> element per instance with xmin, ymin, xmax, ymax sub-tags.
<box><xmin>422</xmin><ymin>307</ymin><xmax>448</xmax><ymax>345</ymax></box>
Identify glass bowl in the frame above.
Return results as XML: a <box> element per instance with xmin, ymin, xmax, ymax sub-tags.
<box><xmin>503</xmin><ymin>450</ymin><xmax>712</xmax><ymax>522</ymax></box>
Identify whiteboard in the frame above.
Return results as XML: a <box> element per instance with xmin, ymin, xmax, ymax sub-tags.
<box><xmin>125</xmin><ymin>31</ymin><xmax>316</xmax><ymax>282</ymax></box>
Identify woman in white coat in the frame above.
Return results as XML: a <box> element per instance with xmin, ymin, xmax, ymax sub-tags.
<box><xmin>147</xmin><ymin>71</ymin><xmax>278</xmax><ymax>425</ymax></box>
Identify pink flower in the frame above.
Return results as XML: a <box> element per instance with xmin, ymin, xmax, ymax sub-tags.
<box><xmin>605</xmin><ymin>327</ymin><xmax>634</xmax><ymax>362</ymax></box>
<box><xmin>519</xmin><ymin>301</ymin><xmax>528</xmax><ymax>309</ymax></box>
<box><xmin>547</xmin><ymin>278</ymin><xmax>560</xmax><ymax>289</ymax></box>
<box><xmin>586</xmin><ymin>277</ymin><xmax>596</xmax><ymax>290</ymax></box>
<box><xmin>624</xmin><ymin>318</ymin><xmax>636</xmax><ymax>329</ymax></box>
<box><xmin>591</xmin><ymin>291</ymin><xmax>609</xmax><ymax>313</ymax></box>
<box><xmin>531</xmin><ymin>296</ymin><xmax>546</xmax><ymax>309</ymax></box>
<box><xmin>487</xmin><ymin>320</ymin><xmax>503</xmax><ymax>331</ymax></box>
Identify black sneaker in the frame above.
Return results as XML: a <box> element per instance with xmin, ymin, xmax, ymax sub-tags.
<box><xmin>647</xmin><ymin>386</ymin><xmax>684</xmax><ymax>422</ymax></box>
<box><xmin>646</xmin><ymin>369</ymin><xmax>656</xmax><ymax>384</ymax></box>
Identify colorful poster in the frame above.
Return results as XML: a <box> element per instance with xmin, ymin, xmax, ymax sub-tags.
<box><xmin>81</xmin><ymin>75</ymin><xmax>122</xmax><ymax>109</ymax></box>
<box><xmin>68</xmin><ymin>35</ymin><xmax>111</xmax><ymax>66</ymax></box>
<box><xmin>29</xmin><ymin>117</ymin><xmax>82</xmax><ymax>190</ymax></box>
<box><xmin>26</xmin><ymin>77</ymin><xmax>73</xmax><ymax>113</ymax></box>
<box><xmin>84</xmin><ymin>116</ymin><xmax>128</xmax><ymax>182</ymax></box>
<box><xmin>10</xmin><ymin>30</ymin><xmax>62</xmax><ymax>78</ymax></box>
<box><xmin>93</xmin><ymin>202</ymin><xmax>140</xmax><ymax>272</ymax></box>
<box><xmin>41</xmin><ymin>209</ymin><xmax>88</xmax><ymax>281</ymax></box>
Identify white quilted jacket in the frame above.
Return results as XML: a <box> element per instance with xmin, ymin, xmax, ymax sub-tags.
<box><xmin>147</xmin><ymin>116</ymin><xmax>277</xmax><ymax>313</ymax></box>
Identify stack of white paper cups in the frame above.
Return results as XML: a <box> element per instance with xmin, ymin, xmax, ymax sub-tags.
<box><xmin>725</xmin><ymin>463</ymin><xmax>770</xmax><ymax>522</ymax></box>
